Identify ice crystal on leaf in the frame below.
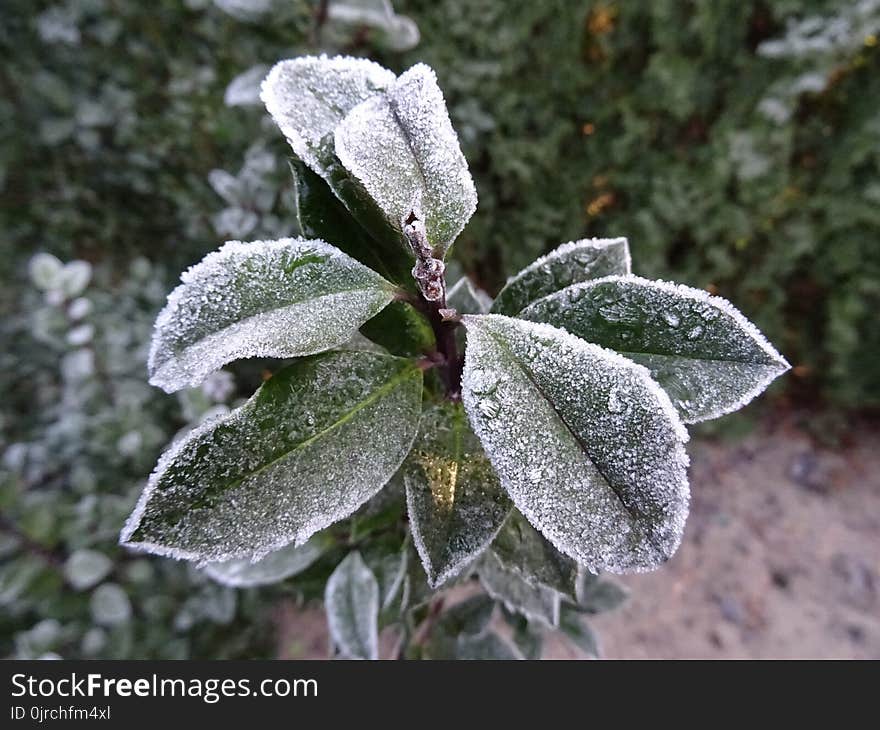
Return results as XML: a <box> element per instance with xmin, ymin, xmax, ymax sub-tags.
<box><xmin>520</xmin><ymin>275</ymin><xmax>790</xmax><ymax>423</ymax></box>
<box><xmin>147</xmin><ymin>237</ymin><xmax>395</xmax><ymax>392</ymax></box>
<box><xmin>461</xmin><ymin>314</ymin><xmax>690</xmax><ymax>573</ymax></box>
<box><xmin>122</xmin><ymin>351</ymin><xmax>422</xmax><ymax>563</ymax></box>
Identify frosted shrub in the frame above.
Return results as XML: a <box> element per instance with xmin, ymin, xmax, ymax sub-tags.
<box><xmin>122</xmin><ymin>56</ymin><xmax>789</xmax><ymax>659</ymax></box>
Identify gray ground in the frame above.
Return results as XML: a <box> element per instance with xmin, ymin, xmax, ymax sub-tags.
<box><xmin>278</xmin><ymin>414</ymin><xmax>880</xmax><ymax>659</ymax></box>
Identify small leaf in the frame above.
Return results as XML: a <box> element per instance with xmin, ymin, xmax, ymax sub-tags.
<box><xmin>365</xmin><ymin>544</ymin><xmax>408</xmax><ymax>613</ymax></box>
<box><xmin>261</xmin><ymin>56</ymin><xmax>395</xmax><ymax>179</ymax></box>
<box><xmin>461</xmin><ymin>314</ymin><xmax>690</xmax><ymax>573</ymax></box>
<box><xmin>360</xmin><ymin>300</ymin><xmax>436</xmax><ymax>357</ymax></box>
<box><xmin>202</xmin><ymin>532</ymin><xmax>333</xmax><ymax>588</ymax></box>
<box><xmin>291</xmin><ymin>159</ymin><xmax>412</xmax><ymax>286</ymax></box>
<box><xmin>504</xmin><ymin>611</ymin><xmax>544</xmax><ymax>660</ymax></box>
<box><xmin>148</xmin><ymin>238</ymin><xmax>396</xmax><ymax>392</ymax></box>
<box><xmin>576</xmin><ymin>574</ymin><xmax>629</xmax><ymax>614</ymax></box>
<box><xmin>559</xmin><ymin>604</ymin><xmax>601</xmax><ymax>658</ymax></box>
<box><xmin>121</xmin><ymin>351</ymin><xmax>422</xmax><ymax>563</ymax></box>
<box><xmin>64</xmin><ymin>549</ymin><xmax>113</xmax><ymax>591</ymax></box>
<box><xmin>335</xmin><ymin>63</ymin><xmax>477</xmax><ymax>257</ymax></box>
<box><xmin>478</xmin><ymin>550</ymin><xmax>560</xmax><ymax>627</ymax></box>
<box><xmin>404</xmin><ymin>403</ymin><xmax>511</xmax><ymax>588</ymax></box>
<box><xmin>325</xmin><ymin>552</ymin><xmax>379</xmax><ymax>660</ymax></box>
<box><xmin>454</xmin><ymin>631</ymin><xmax>522</xmax><ymax>660</ymax></box>
<box><xmin>90</xmin><ymin>583</ymin><xmax>131</xmax><ymax>627</ymax></box>
<box><xmin>520</xmin><ymin>275</ymin><xmax>790</xmax><ymax>422</ymax></box>
<box><xmin>447</xmin><ymin>276</ymin><xmax>493</xmax><ymax>314</ymax></box>
<box><xmin>492</xmin><ymin>510</ymin><xmax>579</xmax><ymax>600</ymax></box>
<box><xmin>492</xmin><ymin>238</ymin><xmax>631</xmax><ymax>316</ymax></box>
<box><xmin>437</xmin><ymin>594</ymin><xmax>496</xmax><ymax>637</ymax></box>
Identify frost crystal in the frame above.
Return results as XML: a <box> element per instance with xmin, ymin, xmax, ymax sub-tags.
<box><xmin>121</xmin><ymin>351</ymin><xmax>422</xmax><ymax>563</ymax></box>
<box><xmin>461</xmin><ymin>314</ymin><xmax>690</xmax><ymax>573</ymax></box>
<box><xmin>203</xmin><ymin>532</ymin><xmax>332</xmax><ymax>588</ymax></box>
<box><xmin>492</xmin><ymin>238</ymin><xmax>631</xmax><ymax>316</ymax></box>
<box><xmin>334</xmin><ymin>63</ymin><xmax>478</xmax><ymax>257</ymax></box>
<box><xmin>147</xmin><ymin>238</ymin><xmax>395</xmax><ymax>392</ymax></box>
<box><xmin>520</xmin><ymin>275</ymin><xmax>790</xmax><ymax>423</ymax></box>
<box><xmin>260</xmin><ymin>55</ymin><xmax>395</xmax><ymax>178</ymax></box>
<box><xmin>404</xmin><ymin>403</ymin><xmax>510</xmax><ymax>588</ymax></box>
<box><xmin>325</xmin><ymin>552</ymin><xmax>379</xmax><ymax>660</ymax></box>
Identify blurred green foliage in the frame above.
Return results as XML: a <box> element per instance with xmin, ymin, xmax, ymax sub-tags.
<box><xmin>1</xmin><ymin>0</ymin><xmax>878</xmax><ymax>658</ymax></box>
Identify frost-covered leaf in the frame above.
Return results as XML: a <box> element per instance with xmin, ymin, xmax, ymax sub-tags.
<box><xmin>447</xmin><ymin>276</ymin><xmax>492</xmax><ymax>315</ymax></box>
<box><xmin>334</xmin><ymin>63</ymin><xmax>477</xmax><ymax>257</ymax></box>
<box><xmin>478</xmin><ymin>550</ymin><xmax>560</xmax><ymax>627</ymax></box>
<box><xmin>437</xmin><ymin>594</ymin><xmax>495</xmax><ymax>637</ymax></box>
<box><xmin>492</xmin><ymin>238</ymin><xmax>631</xmax><ymax>316</ymax></box>
<box><xmin>59</xmin><ymin>260</ymin><xmax>92</xmax><ymax>298</ymax></box>
<box><xmin>261</xmin><ymin>55</ymin><xmax>395</xmax><ymax>179</ymax></box>
<box><xmin>90</xmin><ymin>583</ymin><xmax>131</xmax><ymax>626</ymax></box>
<box><xmin>327</xmin><ymin>0</ymin><xmax>421</xmax><ymax>53</ymax></box>
<box><xmin>520</xmin><ymin>275</ymin><xmax>790</xmax><ymax>423</ymax></box>
<box><xmin>64</xmin><ymin>549</ymin><xmax>113</xmax><ymax>591</ymax></box>
<box><xmin>454</xmin><ymin>631</ymin><xmax>522</xmax><ymax>660</ymax></box>
<box><xmin>121</xmin><ymin>351</ymin><xmax>422</xmax><ymax>563</ymax></box>
<box><xmin>224</xmin><ymin>64</ymin><xmax>269</xmax><ymax>107</ymax></box>
<box><xmin>325</xmin><ymin>552</ymin><xmax>379</xmax><ymax>660</ymax></box>
<box><xmin>364</xmin><ymin>544</ymin><xmax>408</xmax><ymax>613</ymax></box>
<box><xmin>576</xmin><ymin>573</ymin><xmax>629</xmax><ymax>614</ymax></box>
<box><xmin>202</xmin><ymin>532</ymin><xmax>333</xmax><ymax>588</ymax></box>
<box><xmin>404</xmin><ymin>403</ymin><xmax>510</xmax><ymax>588</ymax></box>
<box><xmin>360</xmin><ymin>300</ymin><xmax>435</xmax><ymax>357</ymax></box>
<box><xmin>492</xmin><ymin>510</ymin><xmax>578</xmax><ymax>600</ymax></box>
<box><xmin>291</xmin><ymin>159</ymin><xmax>408</xmax><ymax>284</ymax></box>
<box><xmin>147</xmin><ymin>238</ymin><xmax>396</xmax><ymax>392</ymax></box>
<box><xmin>461</xmin><ymin>314</ymin><xmax>690</xmax><ymax>573</ymax></box>
<box><xmin>28</xmin><ymin>253</ymin><xmax>64</xmax><ymax>291</ymax></box>
<box><xmin>559</xmin><ymin>605</ymin><xmax>600</xmax><ymax>658</ymax></box>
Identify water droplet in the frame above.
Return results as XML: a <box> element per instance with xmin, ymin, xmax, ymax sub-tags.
<box><xmin>687</xmin><ymin>325</ymin><xmax>703</xmax><ymax>340</ymax></box>
<box><xmin>661</xmin><ymin>311</ymin><xmax>680</xmax><ymax>328</ymax></box>
<box><xmin>607</xmin><ymin>389</ymin><xmax>626</xmax><ymax>413</ymax></box>
<box><xmin>478</xmin><ymin>397</ymin><xmax>500</xmax><ymax>419</ymax></box>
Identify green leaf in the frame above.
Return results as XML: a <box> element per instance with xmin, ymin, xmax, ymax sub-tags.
<box><xmin>478</xmin><ymin>550</ymin><xmax>560</xmax><ymax>627</ymax></box>
<box><xmin>437</xmin><ymin>594</ymin><xmax>496</xmax><ymax>637</ymax></box>
<box><xmin>454</xmin><ymin>631</ymin><xmax>522</xmax><ymax>660</ymax></box>
<box><xmin>122</xmin><ymin>351</ymin><xmax>423</xmax><ymax>563</ymax></box>
<box><xmin>360</xmin><ymin>300</ymin><xmax>436</xmax><ymax>357</ymax></box>
<box><xmin>291</xmin><ymin>159</ymin><xmax>413</xmax><ymax>286</ymax></box>
<box><xmin>447</xmin><ymin>276</ymin><xmax>493</xmax><ymax>315</ymax></box>
<box><xmin>334</xmin><ymin>64</ymin><xmax>478</xmax><ymax>257</ymax></box>
<box><xmin>404</xmin><ymin>403</ymin><xmax>511</xmax><ymax>588</ymax></box>
<box><xmin>148</xmin><ymin>238</ymin><xmax>396</xmax><ymax>392</ymax></box>
<box><xmin>492</xmin><ymin>510</ymin><xmax>579</xmax><ymax>600</ymax></box>
<box><xmin>202</xmin><ymin>532</ymin><xmax>333</xmax><ymax>588</ymax></box>
<box><xmin>492</xmin><ymin>238</ymin><xmax>631</xmax><ymax>316</ymax></box>
<box><xmin>520</xmin><ymin>275</ymin><xmax>790</xmax><ymax>423</ymax></box>
<box><xmin>461</xmin><ymin>314</ymin><xmax>690</xmax><ymax>573</ymax></box>
<box><xmin>261</xmin><ymin>56</ymin><xmax>395</xmax><ymax>179</ymax></box>
<box><xmin>576</xmin><ymin>573</ymin><xmax>629</xmax><ymax>614</ymax></box>
<box><xmin>325</xmin><ymin>552</ymin><xmax>379</xmax><ymax>660</ymax></box>
<box><xmin>558</xmin><ymin>604</ymin><xmax>600</xmax><ymax>658</ymax></box>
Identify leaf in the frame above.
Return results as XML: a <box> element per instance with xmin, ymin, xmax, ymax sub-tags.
<box><xmin>447</xmin><ymin>276</ymin><xmax>493</xmax><ymax>314</ymax></box>
<box><xmin>404</xmin><ymin>403</ymin><xmax>511</xmax><ymax>588</ymax></box>
<box><xmin>478</xmin><ymin>550</ymin><xmax>560</xmax><ymax>627</ymax></box>
<box><xmin>520</xmin><ymin>275</ymin><xmax>790</xmax><ymax>422</ymax></box>
<box><xmin>461</xmin><ymin>314</ymin><xmax>690</xmax><ymax>573</ymax></box>
<box><xmin>64</xmin><ymin>549</ymin><xmax>113</xmax><ymax>591</ymax></box>
<box><xmin>437</xmin><ymin>594</ymin><xmax>495</xmax><ymax>637</ymax></box>
<box><xmin>492</xmin><ymin>238</ymin><xmax>631</xmax><ymax>316</ymax></box>
<box><xmin>121</xmin><ymin>351</ymin><xmax>422</xmax><ymax>563</ymax></box>
<box><xmin>147</xmin><ymin>238</ymin><xmax>396</xmax><ymax>392</ymax></box>
<box><xmin>492</xmin><ymin>510</ymin><xmax>579</xmax><ymax>600</ymax></box>
<box><xmin>505</xmin><ymin>612</ymin><xmax>544</xmax><ymax>660</ymax></box>
<box><xmin>334</xmin><ymin>63</ymin><xmax>477</xmax><ymax>257</ymax></box>
<box><xmin>576</xmin><ymin>574</ymin><xmax>629</xmax><ymax>614</ymax></box>
<box><xmin>454</xmin><ymin>631</ymin><xmax>522</xmax><ymax>660</ymax></box>
<box><xmin>360</xmin><ymin>300</ymin><xmax>436</xmax><ymax>357</ymax></box>
<box><xmin>261</xmin><ymin>56</ymin><xmax>395</xmax><ymax>179</ymax></box>
<box><xmin>558</xmin><ymin>605</ymin><xmax>600</xmax><ymax>658</ymax></box>
<box><xmin>325</xmin><ymin>552</ymin><xmax>379</xmax><ymax>660</ymax></box>
<box><xmin>202</xmin><ymin>532</ymin><xmax>333</xmax><ymax>588</ymax></box>
<box><xmin>291</xmin><ymin>159</ymin><xmax>412</xmax><ymax>286</ymax></box>
<box><xmin>365</xmin><ymin>544</ymin><xmax>409</xmax><ymax>613</ymax></box>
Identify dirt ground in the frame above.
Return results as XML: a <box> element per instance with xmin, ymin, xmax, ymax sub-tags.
<box><xmin>278</xmin><ymin>413</ymin><xmax>880</xmax><ymax>659</ymax></box>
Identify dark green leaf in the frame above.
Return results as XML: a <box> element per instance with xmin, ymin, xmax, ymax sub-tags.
<box><xmin>360</xmin><ymin>300</ymin><xmax>436</xmax><ymax>357</ymax></box>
